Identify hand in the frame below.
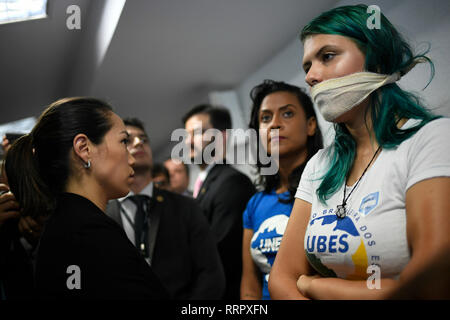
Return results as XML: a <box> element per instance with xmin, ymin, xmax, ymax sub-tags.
<box><xmin>18</xmin><ymin>215</ymin><xmax>43</xmax><ymax>244</ymax></box>
<box><xmin>0</xmin><ymin>184</ymin><xmax>20</xmax><ymax>228</ymax></box>
<box><xmin>297</xmin><ymin>274</ymin><xmax>321</xmax><ymax>298</ymax></box>
<box><xmin>2</xmin><ymin>136</ymin><xmax>11</xmax><ymax>153</ymax></box>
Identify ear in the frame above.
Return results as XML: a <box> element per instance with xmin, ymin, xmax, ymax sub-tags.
<box><xmin>72</xmin><ymin>134</ymin><xmax>91</xmax><ymax>166</ymax></box>
<box><xmin>306</xmin><ymin>117</ymin><xmax>317</xmax><ymax>137</ymax></box>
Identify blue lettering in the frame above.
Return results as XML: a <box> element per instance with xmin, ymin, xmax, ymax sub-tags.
<box><xmin>317</xmin><ymin>236</ymin><xmax>327</xmax><ymax>252</ymax></box>
<box><xmin>329</xmin><ymin>235</ymin><xmax>337</xmax><ymax>253</ymax></box>
<box><xmin>339</xmin><ymin>234</ymin><xmax>349</xmax><ymax>253</ymax></box>
<box><xmin>307</xmin><ymin>234</ymin><xmax>359</xmax><ymax>253</ymax></box>
<box><xmin>306</xmin><ymin>236</ymin><xmax>315</xmax><ymax>252</ymax></box>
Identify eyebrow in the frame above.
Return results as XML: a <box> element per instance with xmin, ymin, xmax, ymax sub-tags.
<box><xmin>120</xmin><ymin>131</ymin><xmax>130</xmax><ymax>138</ymax></box>
<box><xmin>302</xmin><ymin>45</ymin><xmax>340</xmax><ymax>72</ymax></box>
<box><xmin>260</xmin><ymin>104</ymin><xmax>296</xmax><ymax>114</ymax></box>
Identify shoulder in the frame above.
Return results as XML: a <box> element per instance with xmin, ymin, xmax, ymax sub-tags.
<box><xmin>243</xmin><ymin>191</ymin><xmax>268</xmax><ymax>227</ymax></box>
<box><xmin>42</xmin><ymin>197</ymin><xmax>131</xmax><ymax>259</ymax></box>
<box><xmin>213</xmin><ymin>164</ymin><xmax>254</xmax><ymax>187</ymax></box>
<box><xmin>154</xmin><ymin>188</ymin><xmax>204</xmax><ymax>217</ymax></box>
<box><xmin>246</xmin><ymin>191</ymin><xmax>269</xmax><ymax>208</ymax></box>
<box><xmin>410</xmin><ymin>117</ymin><xmax>450</xmax><ymax>140</ymax></box>
<box><xmin>215</xmin><ymin>164</ymin><xmax>247</xmax><ymax>177</ymax></box>
<box><xmin>155</xmin><ymin>188</ymin><xmax>199</xmax><ymax>210</ymax></box>
<box><xmin>309</xmin><ymin>148</ymin><xmax>329</xmax><ymax>164</ymax></box>
<box><xmin>302</xmin><ymin>148</ymin><xmax>329</xmax><ymax>178</ymax></box>
<box><xmin>399</xmin><ymin>118</ymin><xmax>450</xmax><ymax>152</ymax></box>
<box><xmin>53</xmin><ymin>193</ymin><xmax>113</xmax><ymax>230</ymax></box>
<box><xmin>397</xmin><ymin>118</ymin><xmax>450</xmax><ymax>190</ymax></box>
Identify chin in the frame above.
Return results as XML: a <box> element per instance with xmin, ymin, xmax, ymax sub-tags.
<box><xmin>110</xmin><ymin>187</ymin><xmax>130</xmax><ymax>200</ymax></box>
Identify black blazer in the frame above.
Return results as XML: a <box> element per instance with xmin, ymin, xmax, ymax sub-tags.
<box><xmin>195</xmin><ymin>164</ymin><xmax>256</xmax><ymax>300</ymax></box>
<box><xmin>35</xmin><ymin>193</ymin><xmax>169</xmax><ymax>299</ymax></box>
<box><xmin>106</xmin><ymin>187</ymin><xmax>226</xmax><ymax>300</ymax></box>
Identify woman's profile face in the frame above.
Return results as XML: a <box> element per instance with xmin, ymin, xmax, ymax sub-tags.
<box><xmin>302</xmin><ymin>34</ymin><xmax>366</xmax><ymax>87</ymax></box>
<box><xmin>91</xmin><ymin>112</ymin><xmax>135</xmax><ymax>199</ymax></box>
<box><xmin>258</xmin><ymin>91</ymin><xmax>316</xmax><ymax>158</ymax></box>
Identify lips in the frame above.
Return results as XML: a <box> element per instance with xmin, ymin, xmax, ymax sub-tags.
<box><xmin>132</xmin><ymin>150</ymin><xmax>147</xmax><ymax>157</ymax></box>
<box><xmin>270</xmin><ymin>136</ymin><xmax>287</xmax><ymax>142</ymax></box>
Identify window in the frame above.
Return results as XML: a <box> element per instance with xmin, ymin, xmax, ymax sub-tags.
<box><xmin>0</xmin><ymin>0</ymin><xmax>47</xmax><ymax>25</ymax></box>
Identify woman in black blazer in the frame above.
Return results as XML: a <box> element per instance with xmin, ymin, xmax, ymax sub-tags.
<box><xmin>5</xmin><ymin>97</ymin><xmax>169</xmax><ymax>299</ymax></box>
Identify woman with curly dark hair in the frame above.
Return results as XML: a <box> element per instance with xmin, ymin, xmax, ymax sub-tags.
<box><xmin>241</xmin><ymin>80</ymin><xmax>322</xmax><ymax>299</ymax></box>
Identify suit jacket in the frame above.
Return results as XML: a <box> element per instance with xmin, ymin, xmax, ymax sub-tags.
<box><xmin>195</xmin><ymin>164</ymin><xmax>256</xmax><ymax>300</ymax></box>
<box><xmin>35</xmin><ymin>193</ymin><xmax>169</xmax><ymax>299</ymax></box>
<box><xmin>106</xmin><ymin>187</ymin><xmax>226</xmax><ymax>300</ymax></box>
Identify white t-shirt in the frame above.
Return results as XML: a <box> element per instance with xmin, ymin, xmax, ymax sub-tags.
<box><xmin>295</xmin><ymin>118</ymin><xmax>450</xmax><ymax>280</ymax></box>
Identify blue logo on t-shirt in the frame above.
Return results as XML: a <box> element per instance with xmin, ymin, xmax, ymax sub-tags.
<box><xmin>305</xmin><ymin>213</ymin><xmax>370</xmax><ymax>279</ymax></box>
<box><xmin>250</xmin><ymin>214</ymin><xmax>289</xmax><ymax>273</ymax></box>
<box><xmin>306</xmin><ymin>215</ymin><xmax>358</xmax><ymax>254</ymax></box>
<box><xmin>359</xmin><ymin>192</ymin><xmax>379</xmax><ymax>216</ymax></box>
<box><xmin>251</xmin><ymin>227</ymin><xmax>283</xmax><ymax>266</ymax></box>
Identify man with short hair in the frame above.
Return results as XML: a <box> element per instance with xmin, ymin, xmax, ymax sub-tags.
<box><xmin>183</xmin><ymin>104</ymin><xmax>256</xmax><ymax>300</ymax></box>
<box><xmin>152</xmin><ymin>163</ymin><xmax>171</xmax><ymax>191</ymax></box>
<box><xmin>164</xmin><ymin>158</ymin><xmax>191</xmax><ymax>196</ymax></box>
<box><xmin>106</xmin><ymin>118</ymin><xmax>225</xmax><ymax>300</ymax></box>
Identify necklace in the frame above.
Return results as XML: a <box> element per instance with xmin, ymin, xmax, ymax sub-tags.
<box><xmin>336</xmin><ymin>146</ymin><xmax>381</xmax><ymax>219</ymax></box>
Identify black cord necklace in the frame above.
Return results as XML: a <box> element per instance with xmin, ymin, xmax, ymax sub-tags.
<box><xmin>336</xmin><ymin>146</ymin><xmax>382</xmax><ymax>219</ymax></box>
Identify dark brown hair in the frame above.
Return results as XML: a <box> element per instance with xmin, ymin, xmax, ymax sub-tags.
<box><xmin>5</xmin><ymin>97</ymin><xmax>113</xmax><ymax>219</ymax></box>
<box><xmin>249</xmin><ymin>80</ymin><xmax>323</xmax><ymax>203</ymax></box>
<box><xmin>182</xmin><ymin>104</ymin><xmax>232</xmax><ymax>131</ymax></box>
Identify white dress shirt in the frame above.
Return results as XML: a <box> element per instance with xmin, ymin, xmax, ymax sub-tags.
<box><xmin>118</xmin><ymin>182</ymin><xmax>154</xmax><ymax>246</ymax></box>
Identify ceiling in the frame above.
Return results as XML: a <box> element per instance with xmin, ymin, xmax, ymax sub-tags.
<box><xmin>0</xmin><ymin>0</ymin><xmax>338</xmax><ymax>159</ymax></box>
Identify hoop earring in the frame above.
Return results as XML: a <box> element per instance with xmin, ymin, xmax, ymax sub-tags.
<box><xmin>84</xmin><ymin>160</ymin><xmax>91</xmax><ymax>169</ymax></box>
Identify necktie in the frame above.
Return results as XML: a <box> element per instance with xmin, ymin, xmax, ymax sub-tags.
<box><xmin>128</xmin><ymin>195</ymin><xmax>151</xmax><ymax>256</ymax></box>
<box><xmin>193</xmin><ymin>176</ymin><xmax>204</xmax><ymax>198</ymax></box>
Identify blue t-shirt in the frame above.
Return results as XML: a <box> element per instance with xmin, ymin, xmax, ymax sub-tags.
<box><xmin>243</xmin><ymin>190</ymin><xmax>293</xmax><ymax>300</ymax></box>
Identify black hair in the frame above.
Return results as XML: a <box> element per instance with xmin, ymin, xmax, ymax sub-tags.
<box><xmin>123</xmin><ymin>117</ymin><xmax>148</xmax><ymax>136</ymax></box>
<box><xmin>5</xmin><ymin>97</ymin><xmax>113</xmax><ymax>219</ymax></box>
<box><xmin>182</xmin><ymin>104</ymin><xmax>232</xmax><ymax>131</ymax></box>
<box><xmin>152</xmin><ymin>163</ymin><xmax>170</xmax><ymax>183</ymax></box>
<box><xmin>249</xmin><ymin>80</ymin><xmax>323</xmax><ymax>203</ymax></box>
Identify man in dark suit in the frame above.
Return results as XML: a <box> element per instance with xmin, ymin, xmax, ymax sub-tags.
<box><xmin>183</xmin><ymin>105</ymin><xmax>256</xmax><ymax>300</ymax></box>
<box><xmin>106</xmin><ymin>118</ymin><xmax>225</xmax><ymax>300</ymax></box>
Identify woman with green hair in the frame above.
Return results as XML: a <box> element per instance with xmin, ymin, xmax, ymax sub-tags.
<box><xmin>269</xmin><ymin>4</ymin><xmax>450</xmax><ymax>299</ymax></box>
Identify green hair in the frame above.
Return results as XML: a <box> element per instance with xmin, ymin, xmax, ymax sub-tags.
<box><xmin>300</xmin><ymin>4</ymin><xmax>440</xmax><ymax>204</ymax></box>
